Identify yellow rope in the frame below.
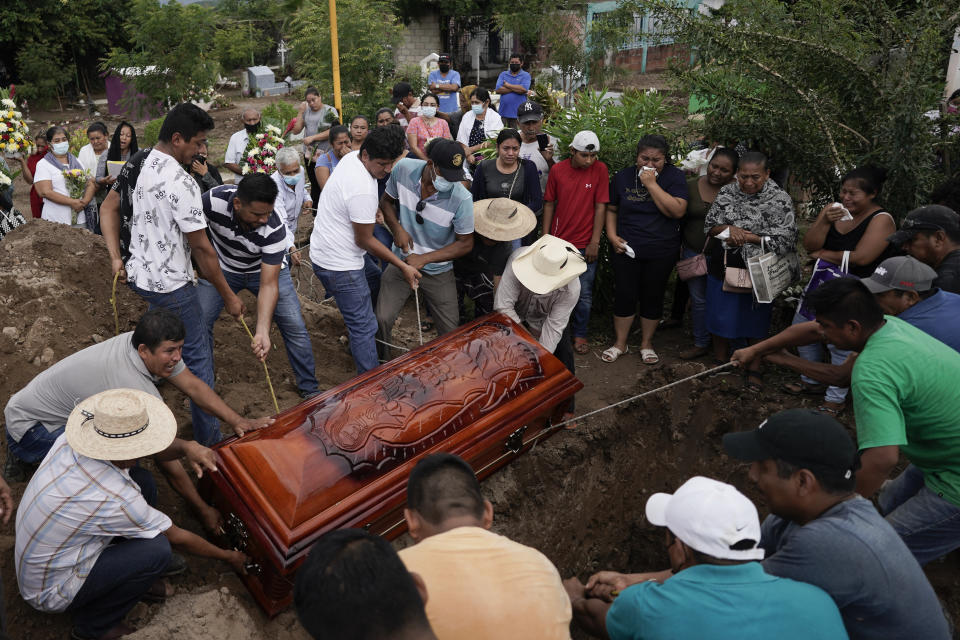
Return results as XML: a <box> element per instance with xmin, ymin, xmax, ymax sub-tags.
<box><xmin>110</xmin><ymin>271</ymin><xmax>120</xmax><ymax>336</ymax></box>
<box><xmin>238</xmin><ymin>316</ymin><xmax>280</xmax><ymax>415</ymax></box>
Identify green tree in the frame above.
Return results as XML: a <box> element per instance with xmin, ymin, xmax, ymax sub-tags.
<box><xmin>103</xmin><ymin>0</ymin><xmax>220</xmax><ymax>113</ymax></box>
<box><xmin>289</xmin><ymin>0</ymin><xmax>404</xmax><ymax>117</ymax></box>
<box><xmin>621</xmin><ymin>0</ymin><xmax>959</xmax><ymax>217</ymax></box>
<box><xmin>212</xmin><ymin>0</ymin><xmax>289</xmax><ymax>71</ymax></box>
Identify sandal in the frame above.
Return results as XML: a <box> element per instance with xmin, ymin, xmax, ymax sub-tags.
<box><xmin>817</xmin><ymin>403</ymin><xmax>845</xmax><ymax>417</ymax></box>
<box><xmin>640</xmin><ymin>348</ymin><xmax>659</xmax><ymax>365</ymax></box>
<box><xmin>574</xmin><ymin>338</ymin><xmax>590</xmax><ymax>354</ymax></box>
<box><xmin>745</xmin><ymin>371</ymin><xmax>764</xmax><ymax>392</ymax></box>
<box><xmin>782</xmin><ymin>380</ymin><xmax>827</xmax><ymax>396</ymax></box>
<box><xmin>601</xmin><ymin>345</ymin><xmax>628</xmax><ymax>363</ymax></box>
<box><xmin>679</xmin><ymin>345</ymin><xmax>710</xmax><ymax>360</ymax></box>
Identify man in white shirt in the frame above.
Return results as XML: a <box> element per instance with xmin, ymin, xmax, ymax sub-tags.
<box><xmin>310</xmin><ymin>124</ymin><xmax>420</xmax><ymax>374</ymax></box>
<box><xmin>102</xmin><ymin>102</ymin><xmax>245</xmax><ymax>446</ymax></box>
<box><xmin>15</xmin><ymin>389</ymin><xmax>248</xmax><ymax>640</ymax></box>
<box><xmin>271</xmin><ymin>146</ymin><xmax>309</xmax><ymax>251</ymax></box>
<box><xmin>223</xmin><ymin>108</ymin><xmax>261</xmax><ymax>180</ymax></box>
<box><xmin>77</xmin><ymin>122</ymin><xmax>110</xmax><ymax>174</ymax></box>
<box><xmin>495</xmin><ymin>234</ymin><xmax>585</xmax><ymax>419</ymax></box>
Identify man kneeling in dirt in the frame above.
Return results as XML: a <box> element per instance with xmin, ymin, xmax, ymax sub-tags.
<box><xmin>398</xmin><ymin>453</ymin><xmax>572</xmax><ymax>640</ymax></box>
<box><xmin>15</xmin><ymin>389</ymin><xmax>248</xmax><ymax>640</ymax></box>
<box><xmin>723</xmin><ymin>409</ymin><xmax>950</xmax><ymax>639</ymax></box>
<box><xmin>4</xmin><ymin>308</ymin><xmax>271</xmax><ymax>531</ymax></box>
<box><xmin>564</xmin><ymin>476</ymin><xmax>847</xmax><ymax>640</ymax></box>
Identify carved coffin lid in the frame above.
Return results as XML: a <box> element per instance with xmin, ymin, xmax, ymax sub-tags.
<box><xmin>212</xmin><ymin>314</ymin><xmax>580</xmax><ymax>561</ymax></box>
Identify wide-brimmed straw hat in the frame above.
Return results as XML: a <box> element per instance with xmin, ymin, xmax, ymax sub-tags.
<box><xmin>474</xmin><ymin>198</ymin><xmax>537</xmax><ymax>242</ymax></box>
<box><xmin>511</xmin><ymin>234</ymin><xmax>587</xmax><ymax>295</ymax></box>
<box><xmin>66</xmin><ymin>389</ymin><xmax>177</xmax><ymax>461</ymax></box>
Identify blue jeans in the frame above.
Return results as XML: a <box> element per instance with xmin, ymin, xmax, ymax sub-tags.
<box><xmin>372</xmin><ymin>225</ymin><xmax>394</xmax><ymax>272</ymax></box>
<box><xmin>197</xmin><ymin>268</ymin><xmax>319</xmax><ymax>397</ymax></box>
<box><xmin>7</xmin><ymin>422</ymin><xmax>65</xmax><ymax>464</ymax></box>
<box><xmin>791</xmin><ymin>310</ymin><xmax>850</xmax><ymax>403</ymax></box>
<box><xmin>681</xmin><ymin>246</ymin><xmax>709</xmax><ymax>348</ymax></box>
<box><xmin>313</xmin><ymin>264</ymin><xmax>379</xmax><ymax>374</ymax></box>
<box><xmin>879</xmin><ymin>464</ymin><xmax>960</xmax><ymax>565</ymax></box>
<box><xmin>570</xmin><ymin>249</ymin><xmax>598</xmax><ymax>340</ymax></box>
<box><xmin>129</xmin><ymin>282</ymin><xmax>219</xmax><ymax>446</ymax></box>
<box><xmin>66</xmin><ymin>466</ymin><xmax>168</xmax><ymax>638</ymax></box>
<box><xmin>362</xmin><ymin>253</ymin><xmax>383</xmax><ymax>304</ymax></box>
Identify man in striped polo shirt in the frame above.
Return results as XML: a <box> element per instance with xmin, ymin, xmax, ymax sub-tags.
<box><xmin>197</xmin><ymin>173</ymin><xmax>320</xmax><ymax>401</ymax></box>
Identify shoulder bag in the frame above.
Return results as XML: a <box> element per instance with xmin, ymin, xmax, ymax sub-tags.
<box><xmin>722</xmin><ymin>249</ymin><xmax>753</xmax><ymax>293</ymax></box>
<box><xmin>677</xmin><ymin>238</ymin><xmax>709</xmax><ymax>281</ymax></box>
<box><xmin>797</xmin><ymin>250</ymin><xmax>852</xmax><ymax>320</ymax></box>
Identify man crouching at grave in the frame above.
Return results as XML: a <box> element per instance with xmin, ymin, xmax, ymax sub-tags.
<box><xmin>15</xmin><ymin>389</ymin><xmax>249</xmax><ymax>640</ymax></box>
<box><xmin>398</xmin><ymin>453</ymin><xmax>572</xmax><ymax>639</ymax></box>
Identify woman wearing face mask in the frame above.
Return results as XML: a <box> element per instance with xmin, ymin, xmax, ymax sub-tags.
<box><xmin>470</xmin><ymin>129</ymin><xmax>542</xmax><ymax>246</ymax></box>
<box><xmin>189</xmin><ymin>141</ymin><xmax>223</xmax><ymax>192</ymax></box>
<box><xmin>272</xmin><ymin>146</ymin><xmax>309</xmax><ymax>260</ymax></box>
<box><xmin>456</xmin><ymin>87</ymin><xmax>504</xmax><ymax>166</ymax></box>
<box><xmin>704</xmin><ymin>151</ymin><xmax>798</xmax><ymax>391</ymax></box>
<box><xmin>603</xmin><ymin>134</ymin><xmax>689</xmax><ymax>365</ymax></box>
<box><xmin>15</xmin><ymin>132</ymin><xmax>49</xmax><ymax>218</ymax></box>
<box><xmin>95</xmin><ymin>122</ymin><xmax>139</xmax><ymax>196</ymax></box>
<box><xmin>350</xmin><ymin>115</ymin><xmax>370</xmax><ymax>151</ymax></box>
<box><xmin>315</xmin><ymin>125</ymin><xmax>353</xmax><ymax>191</ymax></box>
<box><xmin>32</xmin><ymin>126</ymin><xmax>96</xmax><ymax>227</ymax></box>
<box><xmin>406</xmin><ymin>93</ymin><xmax>452</xmax><ymax>161</ymax></box>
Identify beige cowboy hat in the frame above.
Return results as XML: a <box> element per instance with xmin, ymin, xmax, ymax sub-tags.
<box><xmin>511</xmin><ymin>234</ymin><xmax>587</xmax><ymax>295</ymax></box>
<box><xmin>474</xmin><ymin>198</ymin><xmax>537</xmax><ymax>242</ymax></box>
<box><xmin>66</xmin><ymin>388</ymin><xmax>177</xmax><ymax>461</ymax></box>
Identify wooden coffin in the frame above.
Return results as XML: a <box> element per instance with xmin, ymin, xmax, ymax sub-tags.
<box><xmin>200</xmin><ymin>313</ymin><xmax>582</xmax><ymax>616</ymax></box>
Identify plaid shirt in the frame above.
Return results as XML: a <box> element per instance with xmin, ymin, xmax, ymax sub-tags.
<box><xmin>14</xmin><ymin>435</ymin><xmax>171</xmax><ymax>613</ymax></box>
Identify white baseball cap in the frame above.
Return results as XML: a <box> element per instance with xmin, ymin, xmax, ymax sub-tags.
<box><xmin>569</xmin><ymin>130</ymin><xmax>600</xmax><ymax>152</ymax></box>
<box><xmin>645</xmin><ymin>476</ymin><xmax>764</xmax><ymax>561</ymax></box>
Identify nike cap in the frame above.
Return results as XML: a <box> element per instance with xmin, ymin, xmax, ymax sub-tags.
<box><xmin>645</xmin><ymin>476</ymin><xmax>764</xmax><ymax>561</ymax></box>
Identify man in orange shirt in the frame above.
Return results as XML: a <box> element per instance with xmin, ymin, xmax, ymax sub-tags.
<box><xmin>398</xmin><ymin>453</ymin><xmax>572</xmax><ymax>640</ymax></box>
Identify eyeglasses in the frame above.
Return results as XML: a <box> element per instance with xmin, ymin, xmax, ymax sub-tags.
<box><xmin>415</xmin><ymin>200</ymin><xmax>426</xmax><ymax>225</ymax></box>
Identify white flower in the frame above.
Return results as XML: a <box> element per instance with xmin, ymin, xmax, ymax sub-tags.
<box><xmin>13</xmin><ymin>111</ymin><xmax>21</xmax><ymax>119</ymax></box>
<box><xmin>263</xmin><ymin>158</ymin><xmax>275</xmax><ymax>166</ymax></box>
<box><xmin>0</xmin><ymin>99</ymin><xmax>14</xmax><ymax>109</ymax></box>
<box><xmin>248</xmin><ymin>150</ymin><xmax>257</xmax><ymax>159</ymax></box>
<box><xmin>263</xmin><ymin>144</ymin><xmax>277</xmax><ymax>154</ymax></box>
<box><xmin>256</xmin><ymin>133</ymin><xmax>265</xmax><ymax>140</ymax></box>
<box><xmin>265</xmin><ymin>125</ymin><xmax>281</xmax><ymax>135</ymax></box>
<box><xmin>0</xmin><ymin>173</ymin><xmax>10</xmax><ymax>186</ymax></box>
<box><xmin>0</xmin><ymin>123</ymin><xmax>6</xmax><ymax>132</ymax></box>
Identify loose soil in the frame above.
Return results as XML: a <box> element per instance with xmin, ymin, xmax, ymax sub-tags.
<box><xmin>3</xmin><ymin>96</ymin><xmax>959</xmax><ymax>639</ymax></box>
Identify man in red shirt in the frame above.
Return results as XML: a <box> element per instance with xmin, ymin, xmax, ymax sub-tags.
<box><xmin>542</xmin><ymin>131</ymin><xmax>609</xmax><ymax>353</ymax></box>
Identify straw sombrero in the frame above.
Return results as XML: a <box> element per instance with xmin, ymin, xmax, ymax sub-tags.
<box><xmin>510</xmin><ymin>234</ymin><xmax>588</xmax><ymax>295</ymax></box>
<box><xmin>65</xmin><ymin>389</ymin><xmax>177</xmax><ymax>461</ymax></box>
<box><xmin>474</xmin><ymin>198</ymin><xmax>537</xmax><ymax>242</ymax></box>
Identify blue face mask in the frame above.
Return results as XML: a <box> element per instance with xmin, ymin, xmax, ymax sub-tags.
<box><xmin>433</xmin><ymin>176</ymin><xmax>456</xmax><ymax>192</ymax></box>
<box><xmin>52</xmin><ymin>141</ymin><xmax>70</xmax><ymax>155</ymax></box>
<box><xmin>283</xmin><ymin>171</ymin><xmax>302</xmax><ymax>186</ymax></box>
<box><xmin>471</xmin><ymin>104</ymin><xmax>484</xmax><ymax>115</ymax></box>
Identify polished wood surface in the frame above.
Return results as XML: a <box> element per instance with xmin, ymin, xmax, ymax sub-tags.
<box><xmin>203</xmin><ymin>313</ymin><xmax>582</xmax><ymax>615</ymax></box>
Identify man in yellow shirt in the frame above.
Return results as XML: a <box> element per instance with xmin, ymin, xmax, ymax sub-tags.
<box><xmin>399</xmin><ymin>453</ymin><xmax>572</xmax><ymax>640</ymax></box>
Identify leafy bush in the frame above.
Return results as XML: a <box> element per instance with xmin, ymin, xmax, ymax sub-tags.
<box><xmin>261</xmin><ymin>100</ymin><xmax>300</xmax><ymax>133</ymax></box>
<box><xmin>142</xmin><ymin>117</ymin><xmax>165</xmax><ymax>147</ymax></box>
<box><xmin>339</xmin><ymin>65</ymin><xmax>428</xmax><ymax>124</ymax></box>
<box><xmin>68</xmin><ymin>126</ymin><xmax>90</xmax><ymax>157</ymax></box>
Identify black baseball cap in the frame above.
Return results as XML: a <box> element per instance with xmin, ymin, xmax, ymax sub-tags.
<box><xmin>517</xmin><ymin>101</ymin><xmax>544</xmax><ymax>123</ymax></box>
<box><xmin>426</xmin><ymin>138</ymin><xmax>465</xmax><ymax>182</ymax></box>
<box><xmin>888</xmin><ymin>205</ymin><xmax>960</xmax><ymax>247</ymax></box>
<box><xmin>723</xmin><ymin>409</ymin><xmax>859</xmax><ymax>481</ymax></box>
<box><xmin>438</xmin><ymin>53</ymin><xmax>451</xmax><ymax>63</ymax></box>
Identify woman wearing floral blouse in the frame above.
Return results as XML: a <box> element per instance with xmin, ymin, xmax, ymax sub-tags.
<box><xmin>704</xmin><ymin>151</ymin><xmax>798</xmax><ymax>390</ymax></box>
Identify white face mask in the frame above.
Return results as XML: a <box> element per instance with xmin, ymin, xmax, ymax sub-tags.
<box><xmin>421</xmin><ymin>106</ymin><xmax>437</xmax><ymax>118</ymax></box>
<box><xmin>52</xmin><ymin>141</ymin><xmax>70</xmax><ymax>155</ymax></box>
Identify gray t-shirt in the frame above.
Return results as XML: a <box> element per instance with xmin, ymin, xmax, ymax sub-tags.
<box><xmin>761</xmin><ymin>496</ymin><xmax>950</xmax><ymax>640</ymax></box>
<box><xmin>4</xmin><ymin>332</ymin><xmax>185</xmax><ymax>441</ymax></box>
<box><xmin>303</xmin><ymin>104</ymin><xmax>340</xmax><ymax>156</ymax></box>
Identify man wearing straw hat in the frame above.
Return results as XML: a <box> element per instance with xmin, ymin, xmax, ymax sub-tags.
<box><xmin>15</xmin><ymin>388</ymin><xmax>248</xmax><ymax>640</ymax></box>
<box><xmin>495</xmin><ymin>234</ymin><xmax>586</xmax><ymax>421</ymax></box>
<box><xmin>455</xmin><ymin>197</ymin><xmax>537</xmax><ymax>323</ymax></box>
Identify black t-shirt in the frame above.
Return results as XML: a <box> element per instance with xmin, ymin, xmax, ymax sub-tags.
<box><xmin>935</xmin><ymin>249</ymin><xmax>960</xmax><ymax>294</ymax></box>
<box><xmin>608</xmin><ymin>164</ymin><xmax>688</xmax><ymax>259</ymax></box>
<box><xmin>482</xmin><ymin>160</ymin><xmax>525</xmax><ymax>201</ymax></box>
<box><xmin>453</xmin><ymin>236</ymin><xmax>512</xmax><ymax>280</ymax></box>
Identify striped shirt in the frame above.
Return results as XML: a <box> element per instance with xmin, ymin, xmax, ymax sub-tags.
<box><xmin>201</xmin><ymin>185</ymin><xmax>288</xmax><ymax>274</ymax></box>
<box><xmin>15</xmin><ymin>435</ymin><xmax>171</xmax><ymax>613</ymax></box>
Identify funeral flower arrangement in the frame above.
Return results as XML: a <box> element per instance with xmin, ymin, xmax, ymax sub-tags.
<box><xmin>242</xmin><ymin>125</ymin><xmax>285</xmax><ymax>175</ymax></box>
<box><xmin>0</xmin><ymin>89</ymin><xmax>31</xmax><ymax>157</ymax></box>
<box><xmin>63</xmin><ymin>168</ymin><xmax>91</xmax><ymax>225</ymax></box>
<box><xmin>0</xmin><ymin>164</ymin><xmax>14</xmax><ymax>195</ymax></box>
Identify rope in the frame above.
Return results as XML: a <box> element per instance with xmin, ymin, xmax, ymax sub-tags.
<box><xmin>375</xmin><ymin>337</ymin><xmax>410</xmax><ymax>352</ymax></box>
<box><xmin>414</xmin><ymin>287</ymin><xmax>423</xmax><ymax>346</ymax></box>
<box><xmin>238</xmin><ymin>316</ymin><xmax>281</xmax><ymax>415</ymax></box>
<box><xmin>109</xmin><ymin>271</ymin><xmax>121</xmax><ymax>336</ymax></box>
<box><xmin>552</xmin><ymin>361</ymin><xmax>737</xmax><ymax>430</ymax></box>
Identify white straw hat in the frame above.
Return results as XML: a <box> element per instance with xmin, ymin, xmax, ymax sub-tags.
<box><xmin>474</xmin><ymin>198</ymin><xmax>537</xmax><ymax>242</ymax></box>
<box><xmin>510</xmin><ymin>234</ymin><xmax>588</xmax><ymax>295</ymax></box>
<box><xmin>65</xmin><ymin>389</ymin><xmax>178</xmax><ymax>461</ymax></box>
<box><xmin>645</xmin><ymin>476</ymin><xmax>764</xmax><ymax>562</ymax></box>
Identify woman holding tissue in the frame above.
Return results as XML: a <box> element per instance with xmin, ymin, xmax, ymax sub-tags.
<box><xmin>786</xmin><ymin>165</ymin><xmax>895</xmax><ymax>412</ymax></box>
<box><xmin>603</xmin><ymin>134</ymin><xmax>689</xmax><ymax>364</ymax></box>
<box><xmin>705</xmin><ymin>151</ymin><xmax>798</xmax><ymax>390</ymax></box>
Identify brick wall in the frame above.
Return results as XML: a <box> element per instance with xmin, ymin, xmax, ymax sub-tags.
<box><xmin>614</xmin><ymin>44</ymin><xmax>690</xmax><ymax>73</ymax></box>
<box><xmin>395</xmin><ymin>13</ymin><xmax>442</xmax><ymax>68</ymax></box>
